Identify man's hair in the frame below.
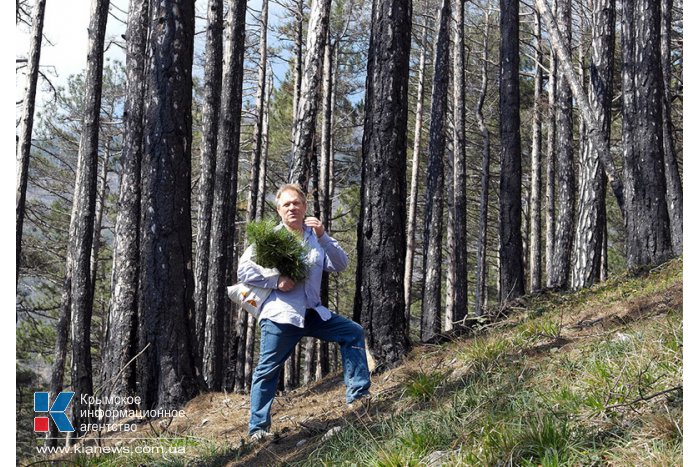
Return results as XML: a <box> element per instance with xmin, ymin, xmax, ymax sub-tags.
<box><xmin>275</xmin><ymin>183</ymin><xmax>307</xmax><ymax>207</ymax></box>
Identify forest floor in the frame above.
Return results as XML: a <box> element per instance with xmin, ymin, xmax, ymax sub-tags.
<box><xmin>27</xmin><ymin>257</ymin><xmax>683</xmax><ymax>466</ymax></box>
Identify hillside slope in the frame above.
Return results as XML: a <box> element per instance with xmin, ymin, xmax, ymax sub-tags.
<box><xmin>33</xmin><ymin>258</ymin><xmax>682</xmax><ymax>466</ymax></box>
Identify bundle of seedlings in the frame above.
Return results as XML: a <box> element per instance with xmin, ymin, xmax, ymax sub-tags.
<box><xmin>246</xmin><ymin>219</ymin><xmax>309</xmax><ymax>282</ymax></box>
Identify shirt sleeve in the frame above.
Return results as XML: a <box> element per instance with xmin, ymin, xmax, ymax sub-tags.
<box><xmin>237</xmin><ymin>245</ymin><xmax>280</xmax><ymax>289</ymax></box>
<box><xmin>318</xmin><ymin>233</ymin><xmax>349</xmax><ymax>272</ymax></box>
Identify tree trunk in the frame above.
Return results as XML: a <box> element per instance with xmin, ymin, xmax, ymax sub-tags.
<box><xmin>498</xmin><ymin>0</ymin><xmax>525</xmax><ymax>303</ymax></box>
<box><xmin>207</xmin><ymin>0</ymin><xmax>247</xmax><ymax>393</ymax></box>
<box><xmin>239</xmin><ymin>0</ymin><xmax>270</xmax><ymax>393</ymax></box>
<box><xmin>545</xmin><ymin>45</ymin><xmax>556</xmax><ymax>286</ymax></box>
<box><xmin>316</xmin><ymin>33</ymin><xmax>334</xmax><ymax>381</ymax></box>
<box><xmin>90</xmin><ymin>153</ymin><xmax>109</xmax><ymax>295</ymax></box>
<box><xmin>61</xmin><ymin>0</ymin><xmax>111</xmax><ymax>439</ymax></box>
<box><xmin>256</xmin><ymin>73</ymin><xmax>273</xmax><ymax>218</ymax></box>
<box><xmin>474</xmin><ymin>7</ymin><xmax>490</xmax><ymax>317</ymax></box>
<box><xmin>660</xmin><ymin>0</ymin><xmax>682</xmax><ymax>255</ymax></box>
<box><xmin>288</xmin><ymin>0</ymin><xmax>332</xmax><ymax>190</ymax></box>
<box><xmin>528</xmin><ymin>10</ymin><xmax>543</xmax><ymax>293</ymax></box>
<box><xmin>446</xmin><ymin>0</ymin><xmax>467</xmax><ymax>329</ymax></box>
<box><xmin>404</xmin><ymin>13</ymin><xmax>429</xmax><ymax>335</ymax></box>
<box><xmin>571</xmin><ymin>0</ymin><xmax>613</xmax><ymax>290</ymax></box>
<box><xmin>195</xmin><ymin>0</ymin><xmax>224</xmax><ymax>387</ymax></box>
<box><xmin>138</xmin><ymin>0</ymin><xmax>198</xmax><ymax>410</ymax></box>
<box><xmin>620</xmin><ymin>0</ymin><xmax>672</xmax><ymax>268</ymax></box>
<box><xmin>292</xmin><ymin>0</ymin><xmax>304</xmax><ymax>122</ymax></box>
<box><xmin>100</xmin><ymin>0</ymin><xmax>148</xmax><ymax>422</ymax></box>
<box><xmin>16</xmin><ymin>0</ymin><xmax>46</xmax><ymax>283</ymax></box>
<box><xmin>248</xmin><ymin>0</ymin><xmax>269</xmax><ymax>223</ymax></box>
<box><xmin>535</xmin><ymin>0</ymin><xmax>625</xmax><ymax>213</ymax></box>
<box><xmin>549</xmin><ymin>0</ymin><xmax>573</xmax><ymax>290</ymax></box>
<box><xmin>420</xmin><ymin>0</ymin><xmax>451</xmax><ymax>342</ymax></box>
<box><xmin>354</xmin><ymin>0</ymin><xmax>411</xmax><ymax>367</ymax></box>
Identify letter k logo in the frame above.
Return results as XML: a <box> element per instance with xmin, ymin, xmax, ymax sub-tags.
<box><xmin>34</xmin><ymin>392</ymin><xmax>75</xmax><ymax>432</ymax></box>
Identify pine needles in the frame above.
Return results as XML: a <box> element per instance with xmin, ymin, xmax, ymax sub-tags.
<box><xmin>246</xmin><ymin>219</ymin><xmax>309</xmax><ymax>282</ymax></box>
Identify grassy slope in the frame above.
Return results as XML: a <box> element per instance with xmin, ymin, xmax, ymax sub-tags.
<box><xmin>301</xmin><ymin>258</ymin><xmax>682</xmax><ymax>466</ymax></box>
<box><xmin>28</xmin><ymin>258</ymin><xmax>682</xmax><ymax>466</ymax></box>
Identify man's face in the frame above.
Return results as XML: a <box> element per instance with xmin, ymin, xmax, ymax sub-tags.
<box><xmin>277</xmin><ymin>189</ymin><xmax>307</xmax><ymax>231</ymax></box>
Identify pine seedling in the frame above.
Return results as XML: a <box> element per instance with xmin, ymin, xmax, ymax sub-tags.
<box><xmin>246</xmin><ymin>219</ymin><xmax>309</xmax><ymax>282</ymax></box>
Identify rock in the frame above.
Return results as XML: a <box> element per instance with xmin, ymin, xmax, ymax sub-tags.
<box><xmin>322</xmin><ymin>426</ymin><xmax>342</xmax><ymax>441</ymax></box>
<box><xmin>296</xmin><ymin>439</ymin><xmax>307</xmax><ymax>447</ymax></box>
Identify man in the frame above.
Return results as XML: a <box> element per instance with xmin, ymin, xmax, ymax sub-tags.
<box><xmin>238</xmin><ymin>184</ymin><xmax>371</xmax><ymax>441</ymax></box>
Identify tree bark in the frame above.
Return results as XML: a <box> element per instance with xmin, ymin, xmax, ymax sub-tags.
<box><xmin>545</xmin><ymin>45</ymin><xmax>556</xmax><ymax>286</ymax></box>
<box><xmin>571</xmin><ymin>0</ymin><xmax>613</xmax><ymax>290</ymax></box>
<box><xmin>139</xmin><ymin>0</ymin><xmax>198</xmax><ymax>410</ymax></box>
<box><xmin>474</xmin><ymin>7</ymin><xmax>490</xmax><ymax>317</ymax></box>
<box><xmin>535</xmin><ymin>0</ymin><xmax>625</xmax><ymax>214</ymax></box>
<box><xmin>420</xmin><ymin>0</ymin><xmax>451</xmax><ymax>342</ymax></box>
<box><xmin>498</xmin><ymin>0</ymin><xmax>525</xmax><ymax>303</ymax></box>
<box><xmin>90</xmin><ymin>153</ymin><xmax>109</xmax><ymax>294</ymax></box>
<box><xmin>100</xmin><ymin>0</ymin><xmax>148</xmax><ymax>421</ymax></box>
<box><xmin>207</xmin><ymin>0</ymin><xmax>246</xmax><ymax>393</ymax></box>
<box><xmin>354</xmin><ymin>0</ymin><xmax>411</xmax><ymax>367</ymax></box>
<box><xmin>445</xmin><ymin>0</ymin><xmax>467</xmax><ymax>329</ymax></box>
<box><xmin>316</xmin><ymin>33</ymin><xmax>334</xmax><ymax>381</ymax></box>
<box><xmin>620</xmin><ymin>0</ymin><xmax>672</xmax><ymax>268</ymax></box>
<box><xmin>660</xmin><ymin>0</ymin><xmax>682</xmax><ymax>255</ymax></box>
<box><xmin>60</xmin><ymin>0</ymin><xmax>111</xmax><ymax>439</ymax></box>
<box><xmin>549</xmin><ymin>0</ymin><xmax>573</xmax><ymax>290</ymax></box>
<box><xmin>195</xmin><ymin>0</ymin><xmax>224</xmax><ymax>387</ymax></box>
<box><xmin>528</xmin><ymin>10</ymin><xmax>543</xmax><ymax>293</ymax></box>
<box><xmin>16</xmin><ymin>0</ymin><xmax>46</xmax><ymax>283</ymax></box>
<box><xmin>288</xmin><ymin>0</ymin><xmax>332</xmax><ymax>190</ymax></box>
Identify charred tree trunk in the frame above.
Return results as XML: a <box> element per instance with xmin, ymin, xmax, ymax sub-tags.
<box><xmin>316</xmin><ymin>34</ymin><xmax>334</xmax><ymax>380</ymax></box>
<box><xmin>249</xmin><ymin>0</ymin><xmax>269</xmax><ymax>223</ymax></box>
<box><xmin>549</xmin><ymin>0</ymin><xmax>573</xmax><ymax>290</ymax></box>
<box><xmin>60</xmin><ymin>0</ymin><xmax>111</xmax><ymax>440</ymax></box>
<box><xmin>354</xmin><ymin>0</ymin><xmax>411</xmax><ymax>367</ymax></box>
<box><xmin>100</xmin><ymin>0</ymin><xmax>148</xmax><ymax>421</ymax></box>
<box><xmin>660</xmin><ymin>0</ymin><xmax>682</xmax><ymax>255</ymax></box>
<box><xmin>195</xmin><ymin>0</ymin><xmax>224</xmax><ymax>386</ymax></box>
<box><xmin>420</xmin><ymin>0</ymin><xmax>451</xmax><ymax>342</ymax></box>
<box><xmin>571</xmin><ymin>0</ymin><xmax>613</xmax><ymax>290</ymax></box>
<box><xmin>90</xmin><ymin>153</ymin><xmax>109</xmax><ymax>294</ymax></box>
<box><xmin>240</xmin><ymin>0</ymin><xmax>270</xmax><ymax>393</ymax></box>
<box><xmin>207</xmin><ymin>0</ymin><xmax>247</xmax><ymax>393</ymax></box>
<box><xmin>288</xmin><ymin>0</ymin><xmax>332</xmax><ymax>190</ymax></box>
<box><xmin>138</xmin><ymin>0</ymin><xmax>198</xmax><ymax>409</ymax></box>
<box><xmin>528</xmin><ymin>10</ymin><xmax>543</xmax><ymax>293</ymax></box>
<box><xmin>16</xmin><ymin>0</ymin><xmax>46</xmax><ymax>283</ymax></box>
<box><xmin>620</xmin><ymin>0</ymin><xmax>672</xmax><ymax>268</ymax></box>
<box><xmin>498</xmin><ymin>0</ymin><xmax>525</xmax><ymax>303</ymax></box>
<box><xmin>474</xmin><ymin>8</ymin><xmax>490</xmax><ymax>317</ymax></box>
<box><xmin>446</xmin><ymin>0</ymin><xmax>467</xmax><ymax>329</ymax></box>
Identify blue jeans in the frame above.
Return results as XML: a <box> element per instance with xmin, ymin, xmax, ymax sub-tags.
<box><xmin>248</xmin><ymin>310</ymin><xmax>371</xmax><ymax>434</ymax></box>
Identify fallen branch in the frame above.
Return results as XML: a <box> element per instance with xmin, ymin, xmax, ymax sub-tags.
<box><xmin>604</xmin><ymin>385</ymin><xmax>682</xmax><ymax>411</ymax></box>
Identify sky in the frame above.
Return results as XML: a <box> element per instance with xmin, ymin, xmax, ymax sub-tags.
<box><xmin>15</xmin><ymin>0</ymin><xmax>129</xmax><ymax>109</ymax></box>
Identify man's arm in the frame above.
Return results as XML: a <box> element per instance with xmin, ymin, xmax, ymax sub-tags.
<box><xmin>237</xmin><ymin>245</ymin><xmax>280</xmax><ymax>288</ymax></box>
<box><xmin>319</xmin><ymin>233</ymin><xmax>349</xmax><ymax>272</ymax></box>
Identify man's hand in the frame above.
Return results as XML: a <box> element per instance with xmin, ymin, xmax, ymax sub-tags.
<box><xmin>277</xmin><ymin>276</ymin><xmax>295</xmax><ymax>292</ymax></box>
<box><xmin>304</xmin><ymin>216</ymin><xmax>325</xmax><ymax>238</ymax></box>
